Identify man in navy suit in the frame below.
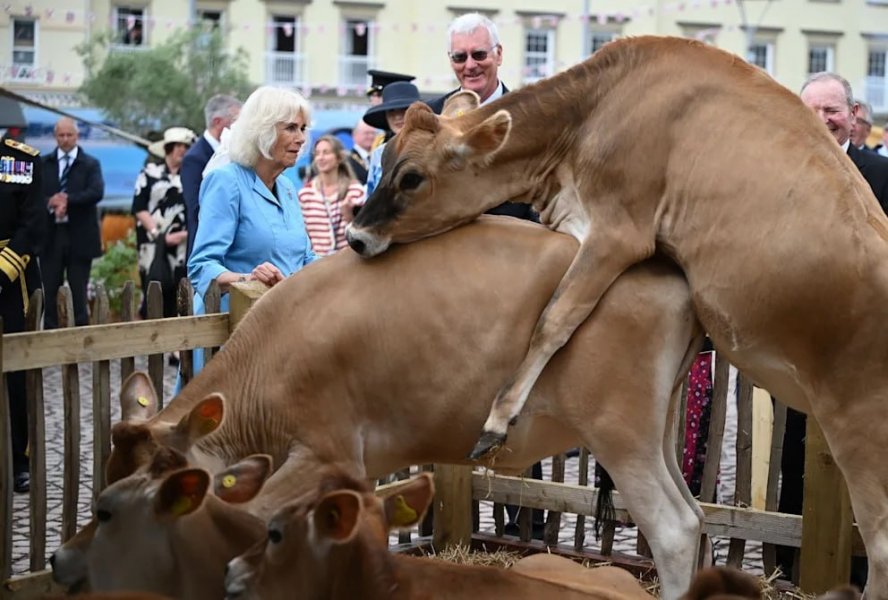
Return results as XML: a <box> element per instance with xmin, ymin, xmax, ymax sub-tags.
<box><xmin>41</xmin><ymin>117</ymin><xmax>104</xmax><ymax>328</ymax></box>
<box><xmin>181</xmin><ymin>94</ymin><xmax>241</xmax><ymax>265</ymax></box>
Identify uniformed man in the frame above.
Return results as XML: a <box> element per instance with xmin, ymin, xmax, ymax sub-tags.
<box><xmin>0</xmin><ymin>135</ymin><xmax>44</xmax><ymax>494</ymax></box>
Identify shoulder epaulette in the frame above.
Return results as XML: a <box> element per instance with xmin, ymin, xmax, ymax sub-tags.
<box><xmin>4</xmin><ymin>138</ymin><xmax>38</xmax><ymax>156</ymax></box>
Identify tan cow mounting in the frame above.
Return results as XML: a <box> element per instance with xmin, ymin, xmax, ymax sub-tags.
<box><xmin>347</xmin><ymin>35</ymin><xmax>888</xmax><ymax>597</ymax></box>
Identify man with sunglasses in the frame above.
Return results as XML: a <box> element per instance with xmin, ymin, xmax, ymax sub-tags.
<box><xmin>427</xmin><ymin>13</ymin><xmax>506</xmax><ymax>114</ymax></box>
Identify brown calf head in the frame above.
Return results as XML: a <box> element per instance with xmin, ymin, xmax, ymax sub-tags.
<box><xmin>225</xmin><ymin>472</ymin><xmax>434</xmax><ymax>600</ymax></box>
<box><xmin>681</xmin><ymin>566</ymin><xmax>763</xmax><ymax>600</ymax></box>
<box><xmin>347</xmin><ymin>95</ymin><xmax>512</xmax><ymax>257</ymax></box>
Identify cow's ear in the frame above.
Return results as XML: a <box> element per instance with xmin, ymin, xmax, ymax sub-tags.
<box><xmin>213</xmin><ymin>454</ymin><xmax>273</xmax><ymax>504</ymax></box>
<box><xmin>313</xmin><ymin>491</ymin><xmax>362</xmax><ymax>543</ymax></box>
<box><xmin>403</xmin><ymin>102</ymin><xmax>440</xmax><ymax>134</ymax></box>
<box><xmin>455</xmin><ymin>110</ymin><xmax>512</xmax><ymax>164</ymax></box>
<box><xmin>382</xmin><ymin>473</ymin><xmax>434</xmax><ymax>530</ymax></box>
<box><xmin>441</xmin><ymin>90</ymin><xmax>480</xmax><ymax>119</ymax></box>
<box><xmin>120</xmin><ymin>372</ymin><xmax>158</xmax><ymax>422</ymax></box>
<box><xmin>155</xmin><ymin>468</ymin><xmax>210</xmax><ymax>518</ymax></box>
<box><xmin>173</xmin><ymin>393</ymin><xmax>225</xmax><ymax>446</ymax></box>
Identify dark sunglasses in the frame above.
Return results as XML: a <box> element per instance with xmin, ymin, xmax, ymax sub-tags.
<box><xmin>449</xmin><ymin>46</ymin><xmax>496</xmax><ymax>64</ymax></box>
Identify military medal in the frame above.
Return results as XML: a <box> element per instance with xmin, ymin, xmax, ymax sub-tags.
<box><xmin>0</xmin><ymin>156</ymin><xmax>32</xmax><ymax>184</ymax></box>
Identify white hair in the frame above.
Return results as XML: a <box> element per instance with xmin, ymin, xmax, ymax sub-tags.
<box><xmin>447</xmin><ymin>13</ymin><xmax>500</xmax><ymax>52</ymax></box>
<box><xmin>228</xmin><ymin>86</ymin><xmax>312</xmax><ymax>168</ymax></box>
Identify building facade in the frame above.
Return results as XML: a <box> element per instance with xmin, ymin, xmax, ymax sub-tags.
<box><xmin>3</xmin><ymin>0</ymin><xmax>888</xmax><ymax>115</ymax></box>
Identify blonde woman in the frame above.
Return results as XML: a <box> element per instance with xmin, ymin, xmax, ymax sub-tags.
<box><xmin>298</xmin><ymin>135</ymin><xmax>365</xmax><ymax>255</ymax></box>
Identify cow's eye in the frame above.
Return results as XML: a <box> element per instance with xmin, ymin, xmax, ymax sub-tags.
<box><xmin>400</xmin><ymin>172</ymin><xmax>424</xmax><ymax>191</ymax></box>
<box><xmin>96</xmin><ymin>509</ymin><xmax>112</xmax><ymax>523</ymax></box>
<box><xmin>268</xmin><ymin>528</ymin><xmax>283</xmax><ymax>544</ymax></box>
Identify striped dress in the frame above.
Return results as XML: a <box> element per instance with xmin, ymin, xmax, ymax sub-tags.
<box><xmin>297</xmin><ymin>180</ymin><xmax>366</xmax><ymax>256</ymax></box>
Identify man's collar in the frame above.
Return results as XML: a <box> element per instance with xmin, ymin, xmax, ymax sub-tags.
<box><xmin>57</xmin><ymin>146</ymin><xmax>78</xmax><ymax>160</ymax></box>
<box><xmin>480</xmin><ymin>81</ymin><xmax>504</xmax><ymax>106</ymax></box>
<box><xmin>842</xmin><ymin>139</ymin><xmax>851</xmax><ymax>153</ymax></box>
<box><xmin>204</xmin><ymin>130</ymin><xmax>221</xmax><ymax>151</ymax></box>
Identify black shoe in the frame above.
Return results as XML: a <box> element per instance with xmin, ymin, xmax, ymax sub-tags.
<box><xmin>13</xmin><ymin>472</ymin><xmax>29</xmax><ymax>493</ymax></box>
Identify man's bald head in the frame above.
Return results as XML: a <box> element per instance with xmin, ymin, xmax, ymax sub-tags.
<box><xmin>54</xmin><ymin>117</ymin><xmax>79</xmax><ymax>152</ymax></box>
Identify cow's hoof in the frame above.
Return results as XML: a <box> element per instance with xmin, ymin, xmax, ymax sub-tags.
<box><xmin>468</xmin><ymin>431</ymin><xmax>507</xmax><ymax>460</ymax></box>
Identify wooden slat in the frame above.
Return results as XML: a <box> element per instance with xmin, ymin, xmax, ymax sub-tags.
<box><xmin>177</xmin><ymin>278</ymin><xmax>194</xmax><ymax>386</ymax></box>
<box><xmin>0</xmin><ymin>318</ymin><xmax>11</xmax><ymax>581</ymax></box>
<box><xmin>763</xmin><ymin>400</ymin><xmax>787</xmax><ymax>577</ymax></box>
<box><xmin>2</xmin><ymin>314</ymin><xmax>229</xmax><ymax>372</ymax></box>
<box><xmin>700</xmin><ymin>353</ymin><xmax>728</xmax><ymax>503</ymax></box>
<box><xmin>25</xmin><ymin>290</ymin><xmax>45</xmax><ymax>572</ymax></box>
<box><xmin>229</xmin><ymin>280</ymin><xmax>268</xmax><ymax>334</ymax></box>
<box><xmin>544</xmin><ymin>453</ymin><xmax>565</xmax><ymax>545</ymax></box>
<box><xmin>119</xmin><ymin>281</ymin><xmax>136</xmax><ymax>383</ymax></box>
<box><xmin>433</xmin><ymin>465</ymin><xmax>473</xmax><ymax>550</ymax></box>
<box><xmin>799</xmin><ymin>419</ymin><xmax>853</xmax><ymax>594</ymax></box>
<box><xmin>0</xmin><ymin>569</ymin><xmax>60</xmax><ymax>599</ymax></box>
<box><xmin>469</xmin><ymin>473</ymin><xmax>866</xmax><ymax>551</ymax></box>
<box><xmin>91</xmin><ymin>286</ymin><xmax>111</xmax><ymax>497</ymax></box>
<box><xmin>493</xmin><ymin>502</ymin><xmax>505</xmax><ymax>537</ymax></box>
<box><xmin>146</xmin><ymin>282</ymin><xmax>164</xmax><ymax>407</ymax></box>
<box><xmin>59</xmin><ymin>288</ymin><xmax>80</xmax><ymax>543</ymax></box>
<box><xmin>727</xmin><ymin>373</ymin><xmax>754</xmax><ymax>568</ymax></box>
<box><xmin>518</xmin><ymin>466</ymin><xmax>532</xmax><ymax>543</ymax></box>
<box><xmin>573</xmin><ymin>447</ymin><xmax>589</xmax><ymax>551</ymax></box>
<box><xmin>204</xmin><ymin>280</ymin><xmax>221</xmax><ymax>362</ymax></box>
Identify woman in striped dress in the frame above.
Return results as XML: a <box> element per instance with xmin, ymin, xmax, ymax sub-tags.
<box><xmin>298</xmin><ymin>135</ymin><xmax>365</xmax><ymax>256</ymax></box>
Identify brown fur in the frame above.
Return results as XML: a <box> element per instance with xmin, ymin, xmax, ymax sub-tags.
<box><xmin>680</xmin><ymin>567</ymin><xmax>762</xmax><ymax>600</ymax></box>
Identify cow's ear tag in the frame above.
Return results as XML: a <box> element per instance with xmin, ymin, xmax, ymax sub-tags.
<box><xmin>137</xmin><ymin>396</ymin><xmax>150</xmax><ymax>407</ymax></box>
<box><xmin>389</xmin><ymin>494</ymin><xmax>418</xmax><ymax>528</ymax></box>
<box><xmin>221</xmin><ymin>474</ymin><xmax>237</xmax><ymax>489</ymax></box>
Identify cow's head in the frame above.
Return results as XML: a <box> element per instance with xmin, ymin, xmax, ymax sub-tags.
<box><xmin>52</xmin><ymin>448</ymin><xmax>270</xmax><ymax>596</ymax></box>
<box><xmin>347</xmin><ymin>91</ymin><xmax>513</xmax><ymax>257</ymax></box>
<box><xmin>225</xmin><ymin>472</ymin><xmax>434</xmax><ymax>600</ymax></box>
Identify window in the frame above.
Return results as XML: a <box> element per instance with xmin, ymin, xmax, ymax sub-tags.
<box><xmin>524</xmin><ymin>29</ymin><xmax>554</xmax><ymax>83</ymax></box>
<box><xmin>266</xmin><ymin>15</ymin><xmax>303</xmax><ymax>86</ymax></box>
<box><xmin>590</xmin><ymin>31</ymin><xmax>616</xmax><ymax>54</ymax></box>
<box><xmin>198</xmin><ymin>10</ymin><xmax>222</xmax><ymax>30</ymax></box>
<box><xmin>866</xmin><ymin>46</ymin><xmax>888</xmax><ymax>113</ymax></box>
<box><xmin>808</xmin><ymin>45</ymin><xmax>834</xmax><ymax>74</ymax></box>
<box><xmin>747</xmin><ymin>41</ymin><xmax>775</xmax><ymax>75</ymax></box>
<box><xmin>868</xmin><ymin>49</ymin><xmax>886</xmax><ymax>77</ymax></box>
<box><xmin>12</xmin><ymin>19</ymin><xmax>35</xmax><ymax>68</ymax></box>
<box><xmin>341</xmin><ymin>19</ymin><xmax>373</xmax><ymax>88</ymax></box>
<box><xmin>114</xmin><ymin>7</ymin><xmax>145</xmax><ymax>46</ymax></box>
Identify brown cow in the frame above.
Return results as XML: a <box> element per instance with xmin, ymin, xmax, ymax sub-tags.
<box><xmin>53</xmin><ymin>219</ymin><xmax>704</xmax><ymax>599</ymax></box>
<box><xmin>225</xmin><ymin>471</ymin><xmax>655</xmax><ymax>599</ymax></box>
<box><xmin>345</xmin><ymin>36</ymin><xmax>888</xmax><ymax>596</ymax></box>
<box><xmin>51</xmin><ymin>447</ymin><xmax>269</xmax><ymax>599</ymax></box>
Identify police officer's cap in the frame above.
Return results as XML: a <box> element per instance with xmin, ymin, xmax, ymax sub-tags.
<box><xmin>366</xmin><ymin>69</ymin><xmax>416</xmax><ymax>98</ymax></box>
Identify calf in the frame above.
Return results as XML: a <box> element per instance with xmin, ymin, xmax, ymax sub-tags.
<box><xmin>55</xmin><ymin>219</ymin><xmax>704</xmax><ymax>599</ymax></box>
<box><xmin>346</xmin><ymin>35</ymin><xmax>888</xmax><ymax>597</ymax></box>
<box><xmin>225</xmin><ymin>471</ymin><xmax>654</xmax><ymax>599</ymax></box>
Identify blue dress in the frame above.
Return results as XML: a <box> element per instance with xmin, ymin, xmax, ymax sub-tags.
<box><xmin>183</xmin><ymin>162</ymin><xmax>318</xmax><ymax>379</ymax></box>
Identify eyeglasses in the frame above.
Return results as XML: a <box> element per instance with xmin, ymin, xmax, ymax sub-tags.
<box><xmin>449</xmin><ymin>46</ymin><xmax>496</xmax><ymax>64</ymax></box>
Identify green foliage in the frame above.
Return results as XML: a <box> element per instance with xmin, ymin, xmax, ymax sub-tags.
<box><xmin>76</xmin><ymin>27</ymin><xmax>254</xmax><ymax>134</ymax></box>
<box><xmin>90</xmin><ymin>231</ymin><xmax>139</xmax><ymax>316</ymax></box>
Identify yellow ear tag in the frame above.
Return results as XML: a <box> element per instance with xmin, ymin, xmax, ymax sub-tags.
<box><xmin>391</xmin><ymin>494</ymin><xmax>418</xmax><ymax>527</ymax></box>
<box><xmin>170</xmin><ymin>496</ymin><xmax>193</xmax><ymax>516</ymax></box>
<box><xmin>137</xmin><ymin>396</ymin><xmax>150</xmax><ymax>407</ymax></box>
<box><xmin>221</xmin><ymin>474</ymin><xmax>237</xmax><ymax>489</ymax></box>
<box><xmin>456</xmin><ymin>110</ymin><xmax>465</xmax><ymax>117</ymax></box>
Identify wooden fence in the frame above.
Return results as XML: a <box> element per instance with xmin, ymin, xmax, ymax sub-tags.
<box><xmin>0</xmin><ymin>280</ymin><xmax>860</xmax><ymax>598</ymax></box>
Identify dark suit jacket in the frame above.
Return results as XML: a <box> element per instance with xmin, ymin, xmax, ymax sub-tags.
<box><xmin>427</xmin><ymin>83</ymin><xmax>535</xmax><ymax>221</ymax></box>
<box><xmin>848</xmin><ymin>143</ymin><xmax>888</xmax><ymax>215</ymax></box>
<box><xmin>349</xmin><ymin>149</ymin><xmax>369</xmax><ymax>184</ymax></box>
<box><xmin>181</xmin><ymin>135</ymin><xmax>215</xmax><ymax>262</ymax></box>
<box><xmin>42</xmin><ymin>146</ymin><xmax>104</xmax><ymax>260</ymax></box>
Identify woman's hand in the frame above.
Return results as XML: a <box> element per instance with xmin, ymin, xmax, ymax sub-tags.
<box><xmin>251</xmin><ymin>262</ymin><xmax>285</xmax><ymax>287</ymax></box>
<box><xmin>165</xmin><ymin>230</ymin><xmax>188</xmax><ymax>246</ymax></box>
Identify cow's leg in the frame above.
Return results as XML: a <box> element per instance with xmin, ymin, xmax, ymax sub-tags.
<box><xmin>471</xmin><ymin>231</ymin><xmax>652</xmax><ymax>459</ymax></box>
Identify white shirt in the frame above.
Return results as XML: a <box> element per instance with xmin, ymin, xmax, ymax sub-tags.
<box><xmin>478</xmin><ymin>81</ymin><xmax>505</xmax><ymax>106</ymax></box>
<box><xmin>203</xmin><ymin>130</ymin><xmax>221</xmax><ymax>152</ymax></box>
<box><xmin>841</xmin><ymin>139</ymin><xmax>851</xmax><ymax>154</ymax></box>
<box><xmin>56</xmin><ymin>146</ymin><xmax>78</xmax><ymax>178</ymax></box>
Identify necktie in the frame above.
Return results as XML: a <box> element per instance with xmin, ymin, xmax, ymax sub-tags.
<box><xmin>59</xmin><ymin>153</ymin><xmax>71</xmax><ymax>192</ymax></box>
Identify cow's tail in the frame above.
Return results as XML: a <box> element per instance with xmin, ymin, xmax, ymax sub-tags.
<box><xmin>594</xmin><ymin>464</ymin><xmax>616</xmax><ymax>541</ymax></box>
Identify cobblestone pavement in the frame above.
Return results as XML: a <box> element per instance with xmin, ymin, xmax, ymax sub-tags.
<box><xmin>11</xmin><ymin>361</ymin><xmax>764</xmax><ymax>578</ymax></box>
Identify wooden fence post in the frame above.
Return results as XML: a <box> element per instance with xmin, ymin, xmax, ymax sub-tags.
<box><xmin>25</xmin><ymin>290</ymin><xmax>46</xmax><ymax>572</ymax></box>
<box><xmin>178</xmin><ymin>279</ymin><xmax>195</xmax><ymax>385</ymax></box>
<box><xmin>229</xmin><ymin>281</ymin><xmax>270</xmax><ymax>334</ymax></box>
<box><xmin>91</xmin><ymin>285</ymin><xmax>111</xmax><ymax>496</ymax></box>
<box><xmin>799</xmin><ymin>419</ymin><xmax>853</xmax><ymax>594</ymax></box>
<box><xmin>433</xmin><ymin>465</ymin><xmax>473</xmax><ymax>550</ymax></box>
<box><xmin>58</xmin><ymin>286</ymin><xmax>81</xmax><ymax>538</ymax></box>
<box><xmin>146</xmin><ymin>281</ymin><xmax>164</xmax><ymax>408</ymax></box>
<box><xmin>119</xmin><ymin>281</ymin><xmax>136</xmax><ymax>384</ymax></box>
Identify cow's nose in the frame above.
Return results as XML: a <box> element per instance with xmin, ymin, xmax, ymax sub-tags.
<box><xmin>346</xmin><ymin>230</ymin><xmax>366</xmax><ymax>255</ymax></box>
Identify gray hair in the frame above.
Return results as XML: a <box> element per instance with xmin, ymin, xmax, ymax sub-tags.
<box><xmin>228</xmin><ymin>86</ymin><xmax>312</xmax><ymax>168</ymax></box>
<box><xmin>447</xmin><ymin>13</ymin><xmax>500</xmax><ymax>52</ymax></box>
<box><xmin>801</xmin><ymin>72</ymin><xmax>854</xmax><ymax>109</ymax></box>
<box><xmin>54</xmin><ymin>116</ymin><xmax>79</xmax><ymax>134</ymax></box>
<box><xmin>203</xmin><ymin>94</ymin><xmax>242</xmax><ymax>128</ymax></box>
<box><xmin>855</xmin><ymin>98</ymin><xmax>873</xmax><ymax>124</ymax></box>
